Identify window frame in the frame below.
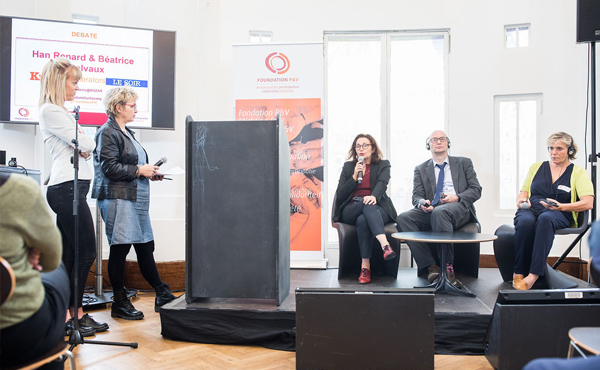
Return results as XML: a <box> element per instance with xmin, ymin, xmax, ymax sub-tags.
<box><xmin>494</xmin><ymin>93</ymin><xmax>543</xmax><ymax>215</ymax></box>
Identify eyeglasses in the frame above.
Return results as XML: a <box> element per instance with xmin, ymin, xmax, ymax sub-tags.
<box><xmin>429</xmin><ymin>137</ymin><xmax>448</xmax><ymax>143</ymax></box>
<box><xmin>355</xmin><ymin>143</ymin><xmax>371</xmax><ymax>150</ymax></box>
<box><xmin>124</xmin><ymin>103</ymin><xmax>137</xmax><ymax>109</ymax></box>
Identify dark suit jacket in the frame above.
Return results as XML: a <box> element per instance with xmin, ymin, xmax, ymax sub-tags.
<box><xmin>412</xmin><ymin>156</ymin><xmax>482</xmax><ymax>221</ymax></box>
<box><xmin>332</xmin><ymin>159</ymin><xmax>397</xmax><ymax>223</ymax></box>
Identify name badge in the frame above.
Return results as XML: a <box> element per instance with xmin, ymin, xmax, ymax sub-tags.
<box><xmin>558</xmin><ymin>185</ymin><xmax>571</xmax><ymax>193</ymax></box>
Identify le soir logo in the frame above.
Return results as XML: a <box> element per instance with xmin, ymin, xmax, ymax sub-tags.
<box><xmin>265</xmin><ymin>52</ymin><xmax>290</xmax><ymax>74</ymax></box>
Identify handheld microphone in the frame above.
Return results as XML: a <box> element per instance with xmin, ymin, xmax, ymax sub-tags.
<box><xmin>153</xmin><ymin>157</ymin><xmax>167</xmax><ymax>167</ymax></box>
<box><xmin>357</xmin><ymin>156</ymin><xmax>364</xmax><ymax>184</ymax></box>
<box><xmin>418</xmin><ymin>199</ymin><xmax>429</xmax><ymax>208</ymax></box>
<box><xmin>519</xmin><ymin>201</ymin><xmax>530</xmax><ymax>210</ymax></box>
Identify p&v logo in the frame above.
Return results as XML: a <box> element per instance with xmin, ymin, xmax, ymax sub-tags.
<box><xmin>265</xmin><ymin>52</ymin><xmax>290</xmax><ymax>74</ymax></box>
<box><xmin>18</xmin><ymin>108</ymin><xmax>30</xmax><ymax>117</ymax></box>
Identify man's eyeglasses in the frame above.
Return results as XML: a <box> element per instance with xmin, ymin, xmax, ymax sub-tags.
<box><xmin>355</xmin><ymin>143</ymin><xmax>371</xmax><ymax>150</ymax></box>
<box><xmin>429</xmin><ymin>137</ymin><xmax>448</xmax><ymax>143</ymax></box>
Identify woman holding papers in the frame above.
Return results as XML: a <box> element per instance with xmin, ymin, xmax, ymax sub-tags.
<box><xmin>92</xmin><ymin>87</ymin><xmax>176</xmax><ymax>319</ymax></box>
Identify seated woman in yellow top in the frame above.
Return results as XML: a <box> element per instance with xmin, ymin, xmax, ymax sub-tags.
<box><xmin>513</xmin><ymin>132</ymin><xmax>594</xmax><ymax>290</ymax></box>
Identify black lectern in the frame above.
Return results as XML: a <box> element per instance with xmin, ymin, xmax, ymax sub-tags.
<box><xmin>185</xmin><ymin>116</ymin><xmax>290</xmax><ymax>305</ymax></box>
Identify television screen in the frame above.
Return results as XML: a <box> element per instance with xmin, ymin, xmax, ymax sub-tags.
<box><xmin>0</xmin><ymin>16</ymin><xmax>175</xmax><ymax>129</ymax></box>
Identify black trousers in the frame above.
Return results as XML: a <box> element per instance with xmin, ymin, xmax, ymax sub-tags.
<box><xmin>46</xmin><ymin>180</ymin><xmax>97</xmax><ymax>309</ymax></box>
<box><xmin>341</xmin><ymin>200</ymin><xmax>392</xmax><ymax>259</ymax></box>
<box><xmin>0</xmin><ymin>264</ymin><xmax>70</xmax><ymax>370</ymax></box>
<box><xmin>108</xmin><ymin>240</ymin><xmax>163</xmax><ymax>291</ymax></box>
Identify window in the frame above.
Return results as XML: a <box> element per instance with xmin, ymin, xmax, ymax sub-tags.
<box><xmin>505</xmin><ymin>24</ymin><xmax>530</xmax><ymax>48</ymax></box>
<box><xmin>249</xmin><ymin>31</ymin><xmax>272</xmax><ymax>43</ymax></box>
<box><xmin>495</xmin><ymin>94</ymin><xmax>542</xmax><ymax>210</ymax></box>
<box><xmin>324</xmin><ymin>31</ymin><xmax>449</xmax><ymax>244</ymax></box>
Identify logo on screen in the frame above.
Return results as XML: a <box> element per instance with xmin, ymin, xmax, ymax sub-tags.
<box><xmin>265</xmin><ymin>52</ymin><xmax>290</xmax><ymax>74</ymax></box>
<box><xmin>18</xmin><ymin>108</ymin><xmax>30</xmax><ymax>117</ymax></box>
<box><xmin>30</xmin><ymin>72</ymin><xmax>41</xmax><ymax>81</ymax></box>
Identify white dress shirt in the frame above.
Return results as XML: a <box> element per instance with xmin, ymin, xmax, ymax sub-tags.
<box><xmin>434</xmin><ymin>156</ymin><xmax>456</xmax><ymax>196</ymax></box>
<box><xmin>39</xmin><ymin>103</ymin><xmax>96</xmax><ymax>186</ymax></box>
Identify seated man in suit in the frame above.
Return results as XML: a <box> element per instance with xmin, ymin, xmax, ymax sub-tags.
<box><xmin>396</xmin><ymin>130</ymin><xmax>482</xmax><ymax>284</ymax></box>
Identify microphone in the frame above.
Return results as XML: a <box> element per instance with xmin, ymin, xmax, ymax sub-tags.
<box><xmin>418</xmin><ymin>199</ymin><xmax>429</xmax><ymax>207</ymax></box>
<box><xmin>519</xmin><ymin>201</ymin><xmax>530</xmax><ymax>210</ymax></box>
<box><xmin>357</xmin><ymin>156</ymin><xmax>364</xmax><ymax>184</ymax></box>
<box><xmin>153</xmin><ymin>157</ymin><xmax>167</xmax><ymax>167</ymax></box>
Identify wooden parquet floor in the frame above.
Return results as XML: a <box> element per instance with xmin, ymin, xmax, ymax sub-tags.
<box><xmin>72</xmin><ymin>292</ymin><xmax>493</xmax><ymax>370</ymax></box>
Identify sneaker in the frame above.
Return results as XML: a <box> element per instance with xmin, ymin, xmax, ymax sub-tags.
<box><xmin>64</xmin><ymin>318</ymin><xmax>96</xmax><ymax>337</ymax></box>
<box><xmin>358</xmin><ymin>268</ymin><xmax>371</xmax><ymax>284</ymax></box>
<box><xmin>427</xmin><ymin>265</ymin><xmax>441</xmax><ymax>283</ymax></box>
<box><xmin>382</xmin><ymin>245</ymin><xmax>396</xmax><ymax>261</ymax></box>
<box><xmin>79</xmin><ymin>313</ymin><xmax>109</xmax><ymax>332</ymax></box>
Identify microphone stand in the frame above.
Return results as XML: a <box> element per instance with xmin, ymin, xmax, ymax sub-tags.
<box><xmin>66</xmin><ymin>105</ymin><xmax>138</xmax><ymax>352</ymax></box>
<box><xmin>552</xmin><ymin>42</ymin><xmax>596</xmax><ymax>271</ymax></box>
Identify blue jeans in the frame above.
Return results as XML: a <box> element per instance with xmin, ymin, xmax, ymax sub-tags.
<box><xmin>341</xmin><ymin>199</ymin><xmax>391</xmax><ymax>259</ymax></box>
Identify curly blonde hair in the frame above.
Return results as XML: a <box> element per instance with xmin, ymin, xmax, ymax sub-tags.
<box><xmin>103</xmin><ymin>87</ymin><xmax>139</xmax><ymax>118</ymax></box>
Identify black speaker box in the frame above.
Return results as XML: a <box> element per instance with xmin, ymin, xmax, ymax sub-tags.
<box><xmin>485</xmin><ymin>289</ymin><xmax>600</xmax><ymax>370</ymax></box>
<box><xmin>577</xmin><ymin>0</ymin><xmax>600</xmax><ymax>43</ymax></box>
<box><xmin>296</xmin><ymin>288</ymin><xmax>435</xmax><ymax>370</ymax></box>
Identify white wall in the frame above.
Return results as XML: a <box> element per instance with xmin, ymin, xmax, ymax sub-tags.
<box><xmin>0</xmin><ymin>0</ymin><xmax>597</xmax><ymax>262</ymax></box>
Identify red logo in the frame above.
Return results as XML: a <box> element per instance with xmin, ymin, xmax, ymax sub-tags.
<box><xmin>265</xmin><ymin>52</ymin><xmax>290</xmax><ymax>74</ymax></box>
<box><xmin>30</xmin><ymin>72</ymin><xmax>41</xmax><ymax>80</ymax></box>
<box><xmin>18</xmin><ymin>108</ymin><xmax>30</xmax><ymax>117</ymax></box>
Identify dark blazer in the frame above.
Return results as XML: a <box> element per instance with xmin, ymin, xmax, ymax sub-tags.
<box><xmin>412</xmin><ymin>156</ymin><xmax>482</xmax><ymax>221</ymax></box>
<box><xmin>332</xmin><ymin>159</ymin><xmax>397</xmax><ymax>223</ymax></box>
<box><xmin>91</xmin><ymin>117</ymin><xmax>148</xmax><ymax>201</ymax></box>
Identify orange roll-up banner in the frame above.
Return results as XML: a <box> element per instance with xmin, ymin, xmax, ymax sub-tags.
<box><xmin>233</xmin><ymin>43</ymin><xmax>324</xmax><ymax>264</ymax></box>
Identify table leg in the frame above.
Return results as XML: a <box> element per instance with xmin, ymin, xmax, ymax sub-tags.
<box><xmin>414</xmin><ymin>243</ymin><xmax>475</xmax><ymax>298</ymax></box>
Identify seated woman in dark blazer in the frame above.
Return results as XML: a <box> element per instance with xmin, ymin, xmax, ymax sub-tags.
<box><xmin>332</xmin><ymin>134</ymin><xmax>398</xmax><ymax>284</ymax></box>
<box><xmin>513</xmin><ymin>132</ymin><xmax>594</xmax><ymax>290</ymax></box>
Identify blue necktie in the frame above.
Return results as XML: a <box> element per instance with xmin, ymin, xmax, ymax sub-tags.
<box><xmin>432</xmin><ymin>163</ymin><xmax>446</xmax><ymax>205</ymax></box>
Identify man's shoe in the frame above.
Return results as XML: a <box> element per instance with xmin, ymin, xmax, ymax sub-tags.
<box><xmin>447</xmin><ymin>271</ymin><xmax>458</xmax><ymax>286</ymax></box>
<box><xmin>427</xmin><ymin>265</ymin><xmax>441</xmax><ymax>283</ymax></box>
<box><xmin>64</xmin><ymin>318</ymin><xmax>96</xmax><ymax>337</ymax></box>
<box><xmin>358</xmin><ymin>268</ymin><xmax>371</xmax><ymax>284</ymax></box>
<box><xmin>382</xmin><ymin>245</ymin><xmax>396</xmax><ymax>261</ymax></box>
<box><xmin>79</xmin><ymin>313</ymin><xmax>109</xmax><ymax>332</ymax></box>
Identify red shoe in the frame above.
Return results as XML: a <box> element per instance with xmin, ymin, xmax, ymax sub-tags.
<box><xmin>382</xmin><ymin>245</ymin><xmax>396</xmax><ymax>260</ymax></box>
<box><xmin>358</xmin><ymin>268</ymin><xmax>371</xmax><ymax>284</ymax></box>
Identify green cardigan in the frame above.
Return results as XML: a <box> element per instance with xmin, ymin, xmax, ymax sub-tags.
<box><xmin>520</xmin><ymin>161</ymin><xmax>594</xmax><ymax>228</ymax></box>
<box><xmin>0</xmin><ymin>175</ymin><xmax>62</xmax><ymax>330</ymax></box>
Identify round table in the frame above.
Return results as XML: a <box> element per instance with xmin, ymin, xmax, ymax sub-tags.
<box><xmin>392</xmin><ymin>231</ymin><xmax>498</xmax><ymax>297</ymax></box>
<box><xmin>568</xmin><ymin>327</ymin><xmax>600</xmax><ymax>358</ymax></box>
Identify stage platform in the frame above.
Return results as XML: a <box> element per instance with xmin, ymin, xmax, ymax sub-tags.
<box><xmin>159</xmin><ymin>267</ymin><xmax>592</xmax><ymax>355</ymax></box>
